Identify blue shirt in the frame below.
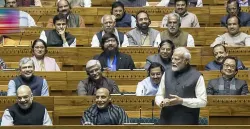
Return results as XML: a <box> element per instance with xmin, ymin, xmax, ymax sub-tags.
<box><xmin>136</xmin><ymin>77</ymin><xmax>159</xmax><ymax>96</ymax></box>
<box><xmin>205</xmin><ymin>60</ymin><xmax>247</xmax><ymax>70</ymax></box>
<box><xmin>107</xmin><ymin>55</ymin><xmax>117</xmax><ymax>71</ymax></box>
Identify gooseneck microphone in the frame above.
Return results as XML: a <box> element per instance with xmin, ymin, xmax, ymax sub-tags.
<box><xmin>152</xmin><ymin>100</ymin><xmax>155</xmax><ymax>124</ymax></box>
<box><xmin>139</xmin><ymin>106</ymin><xmax>142</xmax><ymax>124</ymax></box>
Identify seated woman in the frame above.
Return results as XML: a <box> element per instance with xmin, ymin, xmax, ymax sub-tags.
<box><xmin>0</xmin><ymin>58</ymin><xmax>6</xmax><ymax>70</ymax></box>
<box><xmin>31</xmin><ymin>39</ymin><xmax>60</xmax><ymax>71</ymax></box>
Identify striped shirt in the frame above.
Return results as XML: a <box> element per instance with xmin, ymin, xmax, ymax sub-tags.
<box><xmin>81</xmin><ymin>104</ymin><xmax>129</xmax><ymax>125</ymax></box>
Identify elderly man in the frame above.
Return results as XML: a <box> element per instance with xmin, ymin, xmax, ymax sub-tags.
<box><xmin>111</xmin><ymin>1</ymin><xmax>136</xmax><ymax>28</ymax></box>
<box><xmin>205</xmin><ymin>44</ymin><xmax>246</xmax><ymax>70</ymax></box>
<box><xmin>91</xmin><ymin>15</ymin><xmax>129</xmax><ymax>47</ymax></box>
<box><xmin>145</xmin><ymin>40</ymin><xmax>175</xmax><ymax>70</ymax></box>
<box><xmin>136</xmin><ymin>62</ymin><xmax>164</xmax><ymax>96</ymax></box>
<box><xmin>157</xmin><ymin>0</ymin><xmax>203</xmax><ymax>7</ymax></box>
<box><xmin>221</xmin><ymin>0</ymin><xmax>250</xmax><ymax>27</ymax></box>
<box><xmin>155</xmin><ymin>13</ymin><xmax>195</xmax><ymax>47</ymax></box>
<box><xmin>81</xmin><ymin>88</ymin><xmax>129</xmax><ymax>125</ymax></box>
<box><xmin>7</xmin><ymin>57</ymin><xmax>49</xmax><ymax>96</ymax></box>
<box><xmin>207</xmin><ymin>56</ymin><xmax>249</xmax><ymax>95</ymax></box>
<box><xmin>1</xmin><ymin>85</ymin><xmax>52</xmax><ymax>125</ymax></box>
<box><xmin>161</xmin><ymin>0</ymin><xmax>200</xmax><ymax>28</ymax></box>
<box><xmin>57</xmin><ymin>0</ymin><xmax>91</xmax><ymax>7</ymax></box>
<box><xmin>5</xmin><ymin>0</ymin><xmax>36</xmax><ymax>27</ymax></box>
<box><xmin>211</xmin><ymin>16</ymin><xmax>250</xmax><ymax>47</ymax></box>
<box><xmin>155</xmin><ymin>47</ymin><xmax>207</xmax><ymax>125</ymax></box>
<box><xmin>93</xmin><ymin>33</ymin><xmax>135</xmax><ymax>71</ymax></box>
<box><xmin>40</xmin><ymin>14</ymin><xmax>76</xmax><ymax>47</ymax></box>
<box><xmin>77</xmin><ymin>60</ymin><xmax>120</xmax><ymax>95</ymax></box>
<box><xmin>126</xmin><ymin>11</ymin><xmax>159</xmax><ymax>46</ymax></box>
<box><xmin>46</xmin><ymin>0</ymin><xmax>85</xmax><ymax>28</ymax></box>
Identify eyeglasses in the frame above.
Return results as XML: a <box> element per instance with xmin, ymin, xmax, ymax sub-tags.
<box><xmin>223</xmin><ymin>63</ymin><xmax>236</xmax><ymax>69</ymax></box>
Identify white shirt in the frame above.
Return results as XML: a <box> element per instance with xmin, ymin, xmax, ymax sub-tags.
<box><xmin>157</xmin><ymin>0</ymin><xmax>203</xmax><ymax>7</ymax></box>
<box><xmin>91</xmin><ymin>28</ymin><xmax>129</xmax><ymax>47</ymax></box>
<box><xmin>155</xmin><ymin>72</ymin><xmax>207</xmax><ymax>108</ymax></box>
<box><xmin>153</xmin><ymin>33</ymin><xmax>195</xmax><ymax>47</ymax></box>
<box><xmin>57</xmin><ymin>0</ymin><xmax>91</xmax><ymax>7</ymax></box>
<box><xmin>19</xmin><ymin>11</ymin><xmax>36</xmax><ymax>27</ymax></box>
<box><xmin>130</xmin><ymin>16</ymin><xmax>137</xmax><ymax>28</ymax></box>
<box><xmin>39</xmin><ymin>30</ymin><xmax>76</xmax><ymax>47</ymax></box>
<box><xmin>1</xmin><ymin>108</ymin><xmax>52</xmax><ymax>126</ymax></box>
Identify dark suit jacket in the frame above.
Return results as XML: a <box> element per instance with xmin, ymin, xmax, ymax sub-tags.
<box><xmin>221</xmin><ymin>12</ymin><xmax>250</xmax><ymax>27</ymax></box>
<box><xmin>207</xmin><ymin>77</ymin><xmax>249</xmax><ymax>95</ymax></box>
<box><xmin>93</xmin><ymin>52</ymin><xmax>135</xmax><ymax>70</ymax></box>
<box><xmin>205</xmin><ymin>60</ymin><xmax>246</xmax><ymax>70</ymax></box>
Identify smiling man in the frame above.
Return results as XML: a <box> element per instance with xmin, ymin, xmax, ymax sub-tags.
<box><xmin>7</xmin><ymin>57</ymin><xmax>49</xmax><ymax>96</ymax></box>
<box><xmin>81</xmin><ymin>88</ymin><xmax>129</xmax><ymax>125</ymax></box>
<box><xmin>77</xmin><ymin>60</ymin><xmax>120</xmax><ymax>96</ymax></box>
<box><xmin>40</xmin><ymin>14</ymin><xmax>76</xmax><ymax>47</ymax></box>
<box><xmin>207</xmin><ymin>56</ymin><xmax>249</xmax><ymax>95</ymax></box>
<box><xmin>155</xmin><ymin>47</ymin><xmax>207</xmax><ymax>125</ymax></box>
<box><xmin>1</xmin><ymin>85</ymin><xmax>52</xmax><ymax>126</ymax></box>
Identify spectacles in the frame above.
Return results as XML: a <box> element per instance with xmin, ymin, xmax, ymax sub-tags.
<box><xmin>223</xmin><ymin>63</ymin><xmax>236</xmax><ymax>69</ymax></box>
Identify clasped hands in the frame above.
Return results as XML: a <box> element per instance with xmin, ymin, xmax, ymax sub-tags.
<box><xmin>160</xmin><ymin>94</ymin><xmax>183</xmax><ymax>107</ymax></box>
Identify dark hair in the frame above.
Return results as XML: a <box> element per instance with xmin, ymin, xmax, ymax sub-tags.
<box><xmin>226</xmin><ymin>15</ymin><xmax>241</xmax><ymax>27</ymax></box>
<box><xmin>158</xmin><ymin>40</ymin><xmax>175</xmax><ymax>56</ymax></box>
<box><xmin>148</xmin><ymin>62</ymin><xmax>164</xmax><ymax>76</ymax></box>
<box><xmin>175</xmin><ymin>0</ymin><xmax>188</xmax><ymax>5</ymax></box>
<box><xmin>213</xmin><ymin>44</ymin><xmax>227</xmax><ymax>53</ymax></box>
<box><xmin>226</xmin><ymin>0</ymin><xmax>241</xmax><ymax>13</ymax></box>
<box><xmin>135</xmin><ymin>10</ymin><xmax>150</xmax><ymax>21</ymax></box>
<box><xmin>111</xmin><ymin>1</ymin><xmax>124</xmax><ymax>11</ymax></box>
<box><xmin>31</xmin><ymin>39</ymin><xmax>48</xmax><ymax>54</ymax></box>
<box><xmin>100</xmin><ymin>33</ymin><xmax>119</xmax><ymax>50</ymax></box>
<box><xmin>53</xmin><ymin>13</ymin><xmax>67</xmax><ymax>25</ymax></box>
<box><xmin>221</xmin><ymin>56</ymin><xmax>238</xmax><ymax>71</ymax></box>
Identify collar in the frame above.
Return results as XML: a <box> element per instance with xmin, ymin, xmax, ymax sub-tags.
<box><xmin>173</xmin><ymin>11</ymin><xmax>189</xmax><ymax>17</ymax></box>
<box><xmin>227</xmin><ymin>32</ymin><xmax>241</xmax><ymax>37</ymax></box>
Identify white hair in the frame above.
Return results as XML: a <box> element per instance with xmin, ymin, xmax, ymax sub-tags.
<box><xmin>168</xmin><ymin>13</ymin><xmax>181</xmax><ymax>24</ymax></box>
<box><xmin>101</xmin><ymin>15</ymin><xmax>116</xmax><ymax>24</ymax></box>
<box><xmin>19</xmin><ymin>57</ymin><xmax>34</xmax><ymax>69</ymax></box>
<box><xmin>86</xmin><ymin>60</ymin><xmax>101</xmax><ymax>70</ymax></box>
<box><xmin>174</xmin><ymin>47</ymin><xmax>191</xmax><ymax>61</ymax></box>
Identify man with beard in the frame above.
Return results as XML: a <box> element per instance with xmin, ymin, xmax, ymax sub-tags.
<box><xmin>40</xmin><ymin>14</ymin><xmax>76</xmax><ymax>47</ymax></box>
<box><xmin>205</xmin><ymin>44</ymin><xmax>246</xmax><ymax>70</ymax></box>
<box><xmin>57</xmin><ymin>0</ymin><xmax>91</xmax><ymax>7</ymax></box>
<box><xmin>154</xmin><ymin>13</ymin><xmax>195</xmax><ymax>47</ymax></box>
<box><xmin>111</xmin><ymin>1</ymin><xmax>136</xmax><ymax>28</ymax></box>
<box><xmin>1</xmin><ymin>85</ymin><xmax>52</xmax><ymax>126</ymax></box>
<box><xmin>145</xmin><ymin>40</ymin><xmax>175</xmax><ymax>70</ymax></box>
<box><xmin>221</xmin><ymin>0</ymin><xmax>250</xmax><ymax>27</ymax></box>
<box><xmin>81</xmin><ymin>88</ymin><xmax>129</xmax><ymax>125</ymax></box>
<box><xmin>77</xmin><ymin>60</ymin><xmax>120</xmax><ymax>96</ymax></box>
<box><xmin>46</xmin><ymin>0</ymin><xmax>85</xmax><ymax>28</ymax></box>
<box><xmin>4</xmin><ymin>0</ymin><xmax>36</xmax><ymax>27</ymax></box>
<box><xmin>91</xmin><ymin>15</ymin><xmax>129</xmax><ymax>47</ymax></box>
<box><xmin>207</xmin><ymin>56</ymin><xmax>249</xmax><ymax>95</ymax></box>
<box><xmin>93</xmin><ymin>33</ymin><xmax>135</xmax><ymax>71</ymax></box>
<box><xmin>211</xmin><ymin>16</ymin><xmax>250</xmax><ymax>47</ymax></box>
<box><xmin>126</xmin><ymin>11</ymin><xmax>159</xmax><ymax>46</ymax></box>
<box><xmin>7</xmin><ymin>57</ymin><xmax>49</xmax><ymax>96</ymax></box>
<box><xmin>136</xmin><ymin>62</ymin><xmax>164</xmax><ymax>96</ymax></box>
<box><xmin>161</xmin><ymin>0</ymin><xmax>200</xmax><ymax>28</ymax></box>
<box><xmin>157</xmin><ymin>0</ymin><xmax>203</xmax><ymax>7</ymax></box>
<box><xmin>155</xmin><ymin>47</ymin><xmax>207</xmax><ymax>125</ymax></box>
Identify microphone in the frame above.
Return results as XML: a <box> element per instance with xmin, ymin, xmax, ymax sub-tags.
<box><xmin>18</xmin><ymin>30</ymin><xmax>24</xmax><ymax>45</ymax></box>
<box><xmin>139</xmin><ymin>106</ymin><xmax>142</xmax><ymax>125</ymax></box>
<box><xmin>151</xmin><ymin>100</ymin><xmax>155</xmax><ymax>124</ymax></box>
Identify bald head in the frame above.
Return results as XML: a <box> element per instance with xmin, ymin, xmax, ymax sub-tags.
<box><xmin>101</xmin><ymin>15</ymin><xmax>116</xmax><ymax>33</ymax></box>
<box><xmin>95</xmin><ymin>88</ymin><xmax>111</xmax><ymax>109</ymax></box>
<box><xmin>17</xmin><ymin>85</ymin><xmax>32</xmax><ymax>96</ymax></box>
<box><xmin>96</xmin><ymin>88</ymin><xmax>110</xmax><ymax>96</ymax></box>
<box><xmin>16</xmin><ymin>85</ymin><xmax>33</xmax><ymax>110</ymax></box>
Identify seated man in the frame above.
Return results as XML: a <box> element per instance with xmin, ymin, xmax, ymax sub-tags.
<box><xmin>161</xmin><ymin>0</ymin><xmax>200</xmax><ymax>28</ymax></box>
<box><xmin>157</xmin><ymin>0</ymin><xmax>203</xmax><ymax>7</ymax></box>
<box><xmin>211</xmin><ymin>16</ymin><xmax>250</xmax><ymax>47</ymax></box>
<box><xmin>0</xmin><ymin>58</ymin><xmax>6</xmax><ymax>70</ymax></box>
<box><xmin>81</xmin><ymin>88</ymin><xmax>129</xmax><ymax>125</ymax></box>
<box><xmin>16</xmin><ymin>0</ymin><xmax>42</xmax><ymax>7</ymax></box>
<box><xmin>207</xmin><ymin>56</ymin><xmax>249</xmax><ymax>95</ymax></box>
<box><xmin>40</xmin><ymin>14</ymin><xmax>76</xmax><ymax>47</ymax></box>
<box><xmin>7</xmin><ymin>57</ymin><xmax>49</xmax><ymax>96</ymax></box>
<box><xmin>77</xmin><ymin>60</ymin><xmax>120</xmax><ymax>95</ymax></box>
<box><xmin>47</xmin><ymin>0</ymin><xmax>85</xmax><ymax>28</ymax></box>
<box><xmin>117</xmin><ymin>0</ymin><xmax>147</xmax><ymax>7</ymax></box>
<box><xmin>205</xmin><ymin>44</ymin><xmax>246</xmax><ymax>70</ymax></box>
<box><xmin>91</xmin><ymin>15</ymin><xmax>129</xmax><ymax>47</ymax></box>
<box><xmin>145</xmin><ymin>40</ymin><xmax>175</xmax><ymax>70</ymax></box>
<box><xmin>93</xmin><ymin>33</ymin><xmax>135</xmax><ymax>71</ymax></box>
<box><xmin>57</xmin><ymin>0</ymin><xmax>91</xmax><ymax>7</ymax></box>
<box><xmin>136</xmin><ymin>62</ymin><xmax>164</xmax><ymax>96</ymax></box>
<box><xmin>126</xmin><ymin>11</ymin><xmax>159</xmax><ymax>46</ymax></box>
<box><xmin>221</xmin><ymin>0</ymin><xmax>250</xmax><ymax>27</ymax></box>
<box><xmin>111</xmin><ymin>1</ymin><xmax>136</xmax><ymax>28</ymax></box>
<box><xmin>1</xmin><ymin>85</ymin><xmax>52</xmax><ymax>126</ymax></box>
<box><xmin>154</xmin><ymin>13</ymin><xmax>195</xmax><ymax>47</ymax></box>
<box><xmin>5</xmin><ymin>0</ymin><xmax>36</xmax><ymax>27</ymax></box>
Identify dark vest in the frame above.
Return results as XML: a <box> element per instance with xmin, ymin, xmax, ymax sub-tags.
<box><xmin>9</xmin><ymin>102</ymin><xmax>45</xmax><ymax>125</ymax></box>
<box><xmin>115</xmin><ymin>13</ymin><xmax>132</xmax><ymax>27</ymax></box>
<box><xmin>96</xmin><ymin>31</ymin><xmax>124</xmax><ymax>47</ymax></box>
<box><xmin>17</xmin><ymin>0</ymin><xmax>35</xmax><ymax>7</ymax></box>
<box><xmin>13</xmin><ymin>75</ymin><xmax>43</xmax><ymax>96</ymax></box>
<box><xmin>160</xmin><ymin>30</ymin><xmax>188</xmax><ymax>47</ymax></box>
<box><xmin>160</xmin><ymin>66</ymin><xmax>201</xmax><ymax>125</ymax></box>
<box><xmin>168</xmin><ymin>0</ymin><xmax>197</xmax><ymax>7</ymax></box>
<box><xmin>45</xmin><ymin>29</ymin><xmax>75</xmax><ymax>47</ymax></box>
